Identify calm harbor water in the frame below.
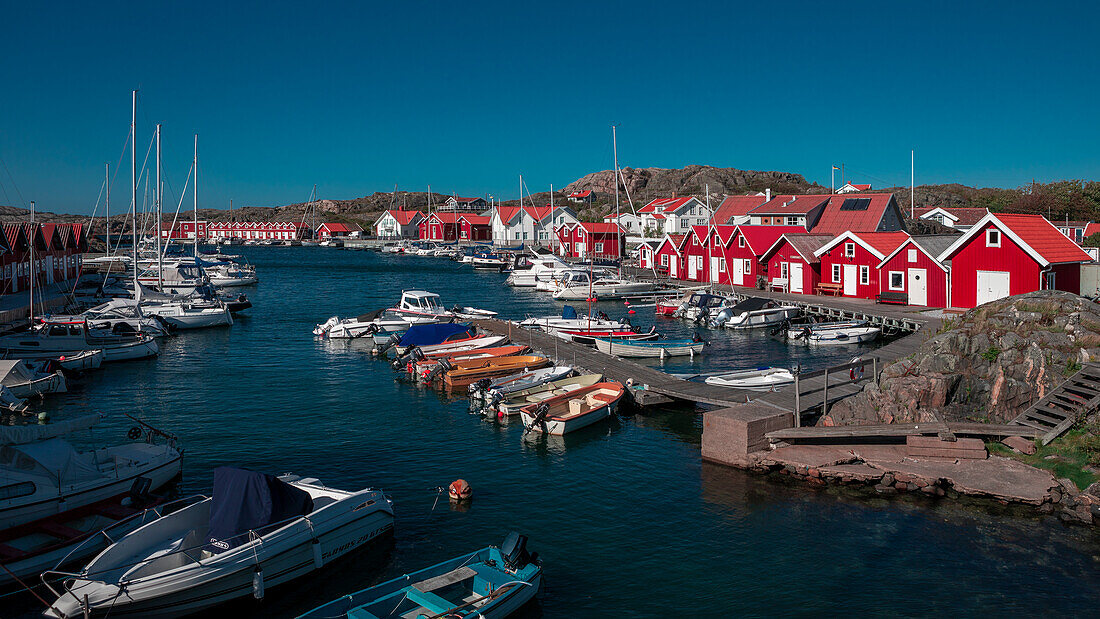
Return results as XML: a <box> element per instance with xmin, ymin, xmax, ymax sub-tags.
<box><xmin>12</xmin><ymin>248</ymin><xmax>1100</xmax><ymax>617</ymax></box>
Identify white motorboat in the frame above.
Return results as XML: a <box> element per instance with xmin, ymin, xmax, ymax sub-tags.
<box><xmin>673</xmin><ymin>292</ymin><xmax>732</xmax><ymax>323</ymax></box>
<box><xmin>506</xmin><ymin>253</ymin><xmax>570</xmax><ymax>287</ymax></box>
<box><xmin>518</xmin><ymin>305</ymin><xmax>629</xmax><ymax>334</ymax></box>
<box><xmin>0</xmin><ymin>415</ymin><xmax>182</xmax><ymax>531</ymax></box>
<box><xmin>45</xmin><ymin>468</ymin><xmax>394</xmax><ymax>619</ymax></box>
<box><xmin>206</xmin><ymin>263</ymin><xmax>258</xmax><ymax>287</ymax></box>
<box><xmin>0</xmin><ymin>359</ymin><xmax>66</xmax><ymax>398</ymax></box>
<box><xmin>393</xmin><ymin>290</ymin><xmax>496</xmax><ymax>322</ymax></box>
<box><xmin>711</xmin><ymin>297</ymin><xmax>800</xmax><ymax>330</ymax></box>
<box><xmin>0</xmin><ymin>319</ymin><xmax>159</xmax><ymax>361</ymax></box>
<box><xmin>787</xmin><ymin>320</ymin><xmax>882</xmax><ymax>345</ymax></box>
<box><xmin>313</xmin><ymin>309</ymin><xmax>441</xmax><ymax>340</ymax></box>
<box><xmin>136</xmin><ymin>260</ymin><xmax>208</xmax><ymax>295</ymax></box>
<box><xmin>399</xmin><ymin>334</ymin><xmax>508</xmax><ymax>357</ymax></box>
<box><xmin>469</xmin><ymin>365</ymin><xmax>574</xmax><ymax>403</ymax></box>
<box><xmin>552</xmin><ymin>274</ymin><xmax>656</xmax><ymax>301</ymax></box>
<box><xmin>594</xmin><ymin>337</ymin><xmax>704</xmax><ymax>358</ymax></box>
<box><xmin>472</xmin><ymin>253</ymin><xmax>508</xmax><ymax>269</ymax></box>
<box><xmin>493</xmin><ymin>373</ymin><xmax>604</xmax><ymax>416</ymax></box>
<box><xmin>139</xmin><ymin>298</ymin><xmax>234</xmax><ymax>329</ymax></box>
<box><xmin>520</xmin><ymin>381</ymin><xmax>626</xmax><ymax>435</ymax></box>
<box><xmin>704</xmin><ymin>367</ymin><xmax>795</xmax><ymax>390</ymax></box>
<box><xmin>2</xmin><ymin>349</ymin><xmax>104</xmax><ymax>374</ymax></box>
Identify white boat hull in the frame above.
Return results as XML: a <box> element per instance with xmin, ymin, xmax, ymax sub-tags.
<box><xmin>723</xmin><ymin>307</ymin><xmax>800</xmax><ymax>329</ymax></box>
<box><xmin>520</xmin><ymin>399</ymin><xmax>617</xmax><ymax>435</ymax></box>
<box><xmin>593</xmin><ymin>339</ymin><xmax>704</xmax><ymax>358</ymax></box>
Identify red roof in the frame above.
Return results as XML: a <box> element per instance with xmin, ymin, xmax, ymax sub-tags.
<box><xmin>428</xmin><ymin>212</ymin><xmax>463</xmax><ymax>224</ymax></box>
<box><xmin>384</xmin><ymin>210</ymin><xmax>423</xmax><ymax>225</ymax></box>
<box><xmin>639</xmin><ymin>197</ymin><xmax>698</xmax><ymax>214</ymax></box>
<box><xmin>569</xmin><ymin>190</ymin><xmax>592</xmax><ymax>198</ymax></box>
<box><xmin>812</xmin><ymin>194</ymin><xmax>898</xmax><ymax>235</ymax></box>
<box><xmin>736</xmin><ymin>225</ymin><xmax>806</xmax><ymax>255</ymax></box>
<box><xmin>817</xmin><ymin>231</ymin><xmax>911</xmax><ymax>259</ymax></box>
<box><xmin>657</xmin><ymin>234</ymin><xmax>687</xmax><ymax>254</ymax></box>
<box><xmin>847</xmin><ymin>184</ymin><xmax>872</xmax><ymax>191</ymax></box>
<box><xmin>749</xmin><ymin>195</ymin><xmax>829</xmax><ymax>216</ymax></box>
<box><xmin>712</xmin><ymin>195</ymin><xmax>768</xmax><ymax>224</ymax></box>
<box><xmin>460</xmin><ymin>214</ymin><xmax>490</xmax><ymax>225</ymax></box>
<box><xmin>1084</xmin><ymin>223</ymin><xmax>1100</xmax><ymax>239</ymax></box>
<box><xmin>577</xmin><ymin>222</ymin><xmax>623</xmax><ymax>234</ymax></box>
<box><xmin>993</xmin><ymin>214</ymin><xmax>1092</xmax><ymax>264</ymax></box>
<box><xmin>319</xmin><ymin>222</ymin><xmax>362</xmax><ymax>233</ymax></box>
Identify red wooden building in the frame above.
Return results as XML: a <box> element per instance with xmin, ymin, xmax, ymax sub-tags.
<box><xmin>759</xmin><ymin>234</ymin><xmax>831</xmax><ymax>294</ymax></box>
<box><xmin>937</xmin><ymin>213</ymin><xmax>1092</xmax><ymax>309</ymax></box>
<box><xmin>814</xmin><ymin>231</ymin><xmax>910</xmax><ymax>300</ymax></box>
<box><xmin>1</xmin><ymin>222</ymin><xmax>86</xmax><ymax>295</ymax></box>
<box><xmin>875</xmin><ymin>235</ymin><xmax>955</xmax><ymax>307</ymax></box>
<box><xmin>419</xmin><ymin>213</ymin><xmax>460</xmax><ymax>241</ymax></box>
<box><xmin>160</xmin><ymin>220</ymin><xmax>209</xmax><ymax>240</ymax></box>
<box><xmin>207</xmin><ymin>221</ymin><xmax>309</xmax><ymax>241</ymax></box>
<box><xmin>716</xmin><ymin>225</ymin><xmax>803</xmax><ymax>288</ymax></box>
<box><xmin>653</xmin><ymin>233</ymin><xmax>688</xmax><ymax>278</ymax></box>
<box><xmin>558</xmin><ymin>222</ymin><xmax>624</xmax><ymax>259</ymax></box>
<box><xmin>316</xmin><ymin>222</ymin><xmax>363</xmax><ymax>239</ymax></box>
<box><xmin>458</xmin><ymin>214</ymin><xmax>491</xmax><ymax>241</ymax></box>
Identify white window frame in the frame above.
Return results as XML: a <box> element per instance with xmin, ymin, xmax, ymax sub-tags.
<box><xmin>743</xmin><ymin>258</ymin><xmax>752</xmax><ymax>274</ymax></box>
<box><xmin>860</xmin><ymin>265</ymin><xmax>870</xmax><ymax>285</ymax></box>
<box><xmin>889</xmin><ymin>271</ymin><xmax>904</xmax><ymax>290</ymax></box>
<box><xmin>907</xmin><ymin>248</ymin><xmax>918</xmax><ymax>263</ymax></box>
<box><xmin>594</xmin><ymin>242</ymin><xmax>604</xmax><ymax>253</ymax></box>
<box><xmin>780</xmin><ymin>262</ymin><xmax>789</xmax><ymax>279</ymax></box>
<box><xmin>738</xmin><ymin>236</ymin><xmax>746</xmax><ymax>248</ymax></box>
<box><xmin>832</xmin><ymin>264</ymin><xmax>841</xmax><ymax>282</ymax></box>
<box><xmin>660</xmin><ymin>254</ymin><xmax>669</xmax><ymax>267</ymax></box>
<box><xmin>844</xmin><ymin>242</ymin><xmax>856</xmax><ymax>258</ymax></box>
<box><xmin>786</xmin><ymin>216</ymin><xmax>800</xmax><ymax>226</ymax></box>
<box><xmin>719</xmin><ymin>258</ymin><xmax>726</xmax><ymax>273</ymax></box>
<box><xmin>986</xmin><ymin>228</ymin><xmax>1001</xmax><ymax>247</ymax></box>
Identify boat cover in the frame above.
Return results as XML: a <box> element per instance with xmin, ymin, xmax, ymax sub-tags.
<box><xmin>206</xmin><ymin>467</ymin><xmax>314</xmax><ymax>553</ymax></box>
<box><xmin>4</xmin><ymin>437</ymin><xmax>104</xmax><ymax>483</ymax></box>
<box><xmin>0</xmin><ymin>414</ymin><xmax>100</xmax><ymax>445</ymax></box>
<box><xmin>398</xmin><ymin>323</ymin><xmax>472</xmax><ymax>347</ymax></box>
<box><xmin>356</xmin><ymin>308</ymin><xmax>387</xmax><ymax>322</ymax></box>
<box><xmin>561</xmin><ymin>305</ymin><xmax>578</xmax><ymax>320</ymax></box>
<box><xmin>731</xmin><ymin>297</ymin><xmax>773</xmax><ymax>312</ymax></box>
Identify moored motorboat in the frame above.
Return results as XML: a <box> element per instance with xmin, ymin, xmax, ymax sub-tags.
<box><xmin>0</xmin><ymin>359</ymin><xmax>66</xmax><ymax>398</ymax></box>
<box><xmin>440</xmin><ymin>355</ymin><xmax>551</xmax><ymax>389</ymax></box>
<box><xmin>493</xmin><ymin>373</ymin><xmax>604</xmax><ymax>416</ymax></box>
<box><xmin>520</xmin><ymin>381</ymin><xmax>625</xmax><ymax>435</ymax></box>
<box><xmin>711</xmin><ymin>297</ymin><xmax>800</xmax><ymax>330</ymax></box>
<box><xmin>0</xmin><ymin>319</ymin><xmax>159</xmax><ymax>362</ymax></box>
<box><xmin>557</xmin><ymin>326</ymin><xmax>656</xmax><ymax>347</ymax></box>
<box><xmin>407</xmin><ymin>345</ymin><xmax>531</xmax><ymax>378</ymax></box>
<box><xmin>786</xmin><ymin>320</ymin><xmax>881</xmax><ymax>345</ymax></box>
<box><xmin>594</xmin><ymin>337</ymin><xmax>704</xmax><ymax>358</ymax></box>
<box><xmin>551</xmin><ymin>276</ymin><xmax>656</xmax><ymax>301</ymax></box>
<box><xmin>296</xmin><ymin>532</ymin><xmax>542</xmax><ymax>619</ymax></box>
<box><xmin>376</xmin><ymin>323</ymin><xmax>476</xmax><ymax>356</ymax></box>
<box><xmin>673</xmin><ymin>292</ymin><xmax>730</xmax><ymax>323</ymax></box>
<box><xmin>704</xmin><ymin>367</ymin><xmax>795</xmax><ymax>391</ymax></box>
<box><xmin>469</xmin><ymin>365</ymin><xmax>574</xmax><ymax>403</ymax></box>
<box><xmin>518</xmin><ymin>305</ymin><xmax>629</xmax><ymax>334</ymax></box>
<box><xmin>44</xmin><ymin>467</ymin><xmax>395</xmax><ymax>619</ymax></box>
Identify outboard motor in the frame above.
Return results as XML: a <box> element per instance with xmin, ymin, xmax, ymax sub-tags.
<box><xmin>354</xmin><ymin>323</ymin><xmax>381</xmax><ymax>339</ymax></box>
<box><xmin>500</xmin><ymin>532</ymin><xmax>535</xmax><ymax>570</ymax></box>
<box><xmin>523</xmin><ymin>403</ymin><xmax>551</xmax><ymax>436</ymax></box>
<box><xmin>468</xmin><ymin>377</ymin><xmax>494</xmax><ymax>400</ymax></box>
<box><xmin>710</xmin><ymin>307</ymin><xmax>733</xmax><ymax>329</ymax></box>
<box><xmin>422</xmin><ymin>361</ymin><xmax>449</xmax><ymax>383</ymax></box>
<box><xmin>373</xmin><ymin>332</ymin><xmax>401</xmax><ymax>356</ymax></box>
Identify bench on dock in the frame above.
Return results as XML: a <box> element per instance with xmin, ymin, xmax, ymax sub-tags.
<box><xmin>815</xmin><ymin>283</ymin><xmax>843</xmax><ymax>296</ymax></box>
<box><xmin>768</xmin><ymin>278</ymin><xmax>788</xmax><ymax>292</ymax></box>
<box><xmin>876</xmin><ymin>291</ymin><xmax>907</xmax><ymax>305</ymax></box>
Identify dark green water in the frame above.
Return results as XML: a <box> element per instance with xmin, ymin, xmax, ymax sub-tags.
<box><xmin>11</xmin><ymin>248</ymin><xmax>1100</xmax><ymax>617</ymax></box>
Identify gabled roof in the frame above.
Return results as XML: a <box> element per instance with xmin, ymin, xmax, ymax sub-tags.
<box><xmin>656</xmin><ymin>234</ymin><xmax>688</xmax><ymax>255</ymax></box>
<box><xmin>812</xmin><ymin>193</ymin><xmax>899</xmax><ymax>235</ymax></box>
<box><xmin>447</xmin><ymin>196</ymin><xmax>484</xmax><ymax>204</ymax></box>
<box><xmin>815</xmin><ymin>231</ymin><xmax>910</xmax><ymax>260</ymax></box>
<box><xmin>1084</xmin><ymin>223</ymin><xmax>1100</xmax><ymax>239</ymax></box>
<box><xmin>712</xmin><ymin>195</ymin><xmax>768</xmax><ymax>224</ymax></box>
<box><xmin>39</xmin><ymin>223</ymin><xmax>64</xmax><ymax>250</ymax></box>
<box><xmin>937</xmin><ymin>213</ymin><xmax>1093</xmax><ymax>266</ymax></box>
<box><xmin>576</xmin><ymin>222</ymin><xmax>623</xmax><ymax>235</ymax></box>
<box><xmin>426</xmin><ymin>212</ymin><xmax>463</xmax><ymax>224</ymax></box>
<box><xmin>459</xmin><ymin>214</ymin><xmax>490</xmax><ymax>225</ymax></box>
<box><xmin>639</xmin><ymin>197</ymin><xmax>701</xmax><ymax>214</ymax></box>
<box><xmin>749</xmin><ymin>195</ymin><xmax>829</xmax><ymax>216</ymax></box>
<box><xmin>318</xmin><ymin>222</ymin><xmax>363</xmax><ymax>233</ymax></box>
<box><xmin>913</xmin><ymin>206</ymin><xmax>989</xmax><ymax>226</ymax></box>
<box><xmin>735</xmin><ymin>225</ymin><xmax>806</xmax><ymax>255</ymax></box>
<box><xmin>760</xmin><ymin>233</ymin><xmax>832</xmax><ymax>263</ymax></box>
<box><xmin>377</xmin><ymin>209</ymin><xmax>423</xmax><ymax>226</ymax></box>
<box><xmin>21</xmin><ymin>223</ymin><xmax>47</xmax><ymax>251</ymax></box>
<box><xmin>568</xmin><ymin>190</ymin><xmax>592</xmax><ymax>198</ymax></box>
<box><xmin>4</xmin><ymin>223</ymin><xmax>27</xmax><ymax>252</ymax></box>
<box><xmin>839</xmin><ymin>183</ymin><xmax>872</xmax><ymax>192</ymax></box>
<box><xmin>877</xmin><ymin>234</ymin><xmax>958</xmax><ymax>271</ymax></box>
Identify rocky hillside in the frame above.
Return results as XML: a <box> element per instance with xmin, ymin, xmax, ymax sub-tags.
<box><xmin>564</xmin><ymin>165</ymin><xmax>822</xmax><ymax>201</ymax></box>
<box><xmin>827</xmin><ymin>291</ymin><xmax>1100</xmax><ymax>426</ymax></box>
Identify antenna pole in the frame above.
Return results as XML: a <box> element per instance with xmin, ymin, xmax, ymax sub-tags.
<box><xmin>910</xmin><ymin>149</ymin><xmax>915</xmax><ymax>218</ymax></box>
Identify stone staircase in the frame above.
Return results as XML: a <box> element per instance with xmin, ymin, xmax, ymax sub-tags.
<box><xmin>1010</xmin><ymin>362</ymin><xmax>1100</xmax><ymax>445</ymax></box>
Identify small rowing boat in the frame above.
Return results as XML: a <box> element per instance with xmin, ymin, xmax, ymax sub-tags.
<box><xmin>520</xmin><ymin>381</ymin><xmax>625</xmax><ymax>435</ymax></box>
<box><xmin>594</xmin><ymin>337</ymin><xmax>704</xmax><ymax>358</ymax></box>
<box><xmin>296</xmin><ymin>532</ymin><xmax>542</xmax><ymax>619</ymax></box>
<box><xmin>493</xmin><ymin>373</ymin><xmax>604</xmax><ymax>417</ymax></box>
<box><xmin>556</xmin><ymin>326</ymin><xmax>657</xmax><ymax>346</ymax></box>
<box><xmin>704</xmin><ymin>367</ymin><xmax>795</xmax><ymax>391</ymax></box>
<box><xmin>469</xmin><ymin>365</ymin><xmax>575</xmax><ymax>402</ymax></box>
<box><xmin>407</xmin><ymin>345</ymin><xmax>531</xmax><ymax>378</ymax></box>
<box><xmin>786</xmin><ymin>320</ymin><xmax>881</xmax><ymax>345</ymax></box>
<box><xmin>441</xmin><ymin>355</ymin><xmax>551</xmax><ymax>389</ymax></box>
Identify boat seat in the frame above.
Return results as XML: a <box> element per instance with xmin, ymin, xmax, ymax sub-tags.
<box><xmin>588</xmin><ymin>391</ymin><xmax>616</xmax><ymax>404</ymax></box>
<box><xmin>413</xmin><ymin>566</ymin><xmax>476</xmax><ymax>592</ymax></box>
<box><xmin>39</xmin><ymin>522</ymin><xmax>87</xmax><ymax>541</ymax></box>
<box><xmin>405</xmin><ymin>587</ymin><xmax>455</xmax><ymax>615</ymax></box>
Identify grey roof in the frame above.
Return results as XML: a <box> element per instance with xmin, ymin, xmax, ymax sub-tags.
<box><xmin>784</xmin><ymin>234</ymin><xmax>832</xmax><ymax>263</ymax></box>
<box><xmin>909</xmin><ymin>234</ymin><xmax>961</xmax><ymax>262</ymax></box>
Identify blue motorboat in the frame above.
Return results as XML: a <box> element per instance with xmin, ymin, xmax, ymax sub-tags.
<box><xmin>297</xmin><ymin>532</ymin><xmax>542</xmax><ymax>619</ymax></box>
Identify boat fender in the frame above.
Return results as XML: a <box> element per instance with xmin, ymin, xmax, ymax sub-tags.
<box><xmin>312</xmin><ymin>538</ymin><xmax>323</xmax><ymax>569</ymax></box>
<box><xmin>448</xmin><ymin>479</ymin><xmax>472</xmax><ymax>501</ymax></box>
<box><xmin>252</xmin><ymin>565</ymin><xmax>265</xmax><ymax>600</ymax></box>
<box><xmin>850</xmin><ymin>364</ymin><xmax>864</xmax><ymax>380</ymax></box>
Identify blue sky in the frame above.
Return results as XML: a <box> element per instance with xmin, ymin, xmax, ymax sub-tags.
<box><xmin>1</xmin><ymin>1</ymin><xmax>1097</xmax><ymax>214</ymax></box>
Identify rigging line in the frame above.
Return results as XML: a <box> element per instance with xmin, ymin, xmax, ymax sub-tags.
<box><xmin>163</xmin><ymin>161</ymin><xmax>195</xmax><ymax>258</ymax></box>
<box><xmin>0</xmin><ymin>153</ymin><xmax>28</xmax><ymax>208</ymax></box>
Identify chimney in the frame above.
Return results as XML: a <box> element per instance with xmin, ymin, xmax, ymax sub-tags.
<box><xmin>765</xmin><ymin>188</ymin><xmax>771</xmax><ymax>202</ymax></box>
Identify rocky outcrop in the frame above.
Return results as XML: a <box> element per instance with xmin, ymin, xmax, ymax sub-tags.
<box><xmin>562</xmin><ymin>165</ymin><xmax>820</xmax><ymax>200</ymax></box>
<box><xmin>827</xmin><ymin>291</ymin><xmax>1100</xmax><ymax>426</ymax></box>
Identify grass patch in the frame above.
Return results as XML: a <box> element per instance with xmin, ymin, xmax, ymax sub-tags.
<box><xmin>987</xmin><ymin>425</ymin><xmax>1100</xmax><ymax>491</ymax></box>
<box><xmin>980</xmin><ymin>346</ymin><xmax>1002</xmax><ymax>363</ymax></box>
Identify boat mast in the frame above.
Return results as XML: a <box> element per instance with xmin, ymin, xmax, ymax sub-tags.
<box><xmin>613</xmin><ymin>125</ymin><xmax>620</xmax><ymax>278</ymax></box>
<box><xmin>105</xmin><ymin>162</ymin><xmax>110</xmax><ymax>256</ymax></box>
<box><xmin>156</xmin><ymin>123</ymin><xmax>163</xmax><ymax>289</ymax></box>
<box><xmin>28</xmin><ymin>201</ymin><xmax>34</xmax><ymax>326</ymax></box>
<box><xmin>131</xmin><ymin>90</ymin><xmax>139</xmax><ymax>294</ymax></box>
<box><xmin>193</xmin><ymin>134</ymin><xmax>199</xmax><ymax>258</ymax></box>
<box><xmin>550</xmin><ymin>183</ymin><xmax>555</xmax><ymax>254</ymax></box>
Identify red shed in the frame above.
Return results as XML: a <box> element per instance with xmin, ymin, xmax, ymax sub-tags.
<box><xmin>654</xmin><ymin>233</ymin><xmax>687</xmax><ymax>278</ymax></box>
<box><xmin>681</xmin><ymin>226</ymin><xmax>715</xmax><ymax>282</ymax></box>
<box><xmin>814</xmin><ymin>231</ymin><xmax>910</xmax><ymax>299</ymax></box>
<box><xmin>458</xmin><ymin>214</ymin><xmax>491</xmax><ymax>241</ymax></box>
<box><xmin>572</xmin><ymin>222</ymin><xmax>624</xmax><ymax>259</ymax></box>
<box><xmin>938</xmin><ymin>213</ymin><xmax>1093</xmax><ymax>309</ymax></box>
<box><xmin>419</xmin><ymin>213</ymin><xmax>461</xmax><ymax>241</ymax></box>
<box><xmin>719</xmin><ymin>225</ymin><xmax>804</xmax><ymax>288</ymax></box>
<box><xmin>759</xmin><ymin>234</ymin><xmax>830</xmax><ymax>294</ymax></box>
<box><xmin>875</xmin><ymin>234</ymin><xmax>956</xmax><ymax>307</ymax></box>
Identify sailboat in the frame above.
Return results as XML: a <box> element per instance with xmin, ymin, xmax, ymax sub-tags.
<box><xmin>300</xmin><ymin>184</ymin><xmax>321</xmax><ymax>246</ymax></box>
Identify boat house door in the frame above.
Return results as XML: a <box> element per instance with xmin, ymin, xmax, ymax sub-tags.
<box><xmin>709</xmin><ymin>257</ymin><xmax>721</xmax><ymax>283</ymax></box>
<box><xmin>688</xmin><ymin>256</ymin><xmax>698</xmax><ymax>280</ymax></box>
<box><xmin>908</xmin><ymin>268</ymin><xmax>927</xmax><ymax>306</ymax></box>
<box><xmin>976</xmin><ymin>270</ymin><xmax>1010</xmax><ymax>306</ymax></box>
<box><xmin>789</xmin><ymin>262</ymin><xmax>803</xmax><ymax>293</ymax></box>
<box><xmin>732</xmin><ymin>258</ymin><xmax>744</xmax><ymax>286</ymax></box>
<box><xmin>670</xmin><ymin>257</ymin><xmax>678</xmax><ymax>278</ymax></box>
<box><xmin>843</xmin><ymin>264</ymin><xmax>858</xmax><ymax>296</ymax></box>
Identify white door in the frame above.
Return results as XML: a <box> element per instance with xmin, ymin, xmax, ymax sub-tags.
<box><xmin>976</xmin><ymin>270</ymin><xmax>1011</xmax><ymax>305</ymax></box>
<box><xmin>709</xmin><ymin>257</ymin><xmax>721</xmax><ymax>283</ymax></box>
<box><xmin>843</xmin><ymin>264</ymin><xmax>858</xmax><ymax>296</ymax></box>
<box><xmin>908</xmin><ymin>268</ymin><xmax>927</xmax><ymax>306</ymax></box>
<box><xmin>670</xmin><ymin>257</ymin><xmax>678</xmax><ymax>278</ymax></box>
<box><xmin>790</xmin><ymin>262</ymin><xmax>803</xmax><ymax>293</ymax></box>
<box><xmin>688</xmin><ymin>256</ymin><xmax>698</xmax><ymax>279</ymax></box>
<box><xmin>732</xmin><ymin>258</ymin><xmax>745</xmax><ymax>286</ymax></box>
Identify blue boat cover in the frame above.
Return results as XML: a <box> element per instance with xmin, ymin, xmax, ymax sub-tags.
<box><xmin>206</xmin><ymin>467</ymin><xmax>314</xmax><ymax>553</ymax></box>
<box><xmin>561</xmin><ymin>305</ymin><xmax>577</xmax><ymax>320</ymax></box>
<box><xmin>398</xmin><ymin>323</ymin><xmax>473</xmax><ymax>347</ymax></box>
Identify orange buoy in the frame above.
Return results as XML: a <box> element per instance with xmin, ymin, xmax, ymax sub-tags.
<box><xmin>448</xmin><ymin>479</ymin><xmax>472</xmax><ymax>501</ymax></box>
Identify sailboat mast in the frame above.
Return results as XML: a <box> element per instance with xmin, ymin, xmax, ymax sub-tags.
<box><xmin>131</xmin><ymin>90</ymin><xmax>138</xmax><ymax>290</ymax></box>
<box><xmin>613</xmin><ymin>125</ymin><xmax>620</xmax><ymax>277</ymax></box>
<box><xmin>28</xmin><ymin>201</ymin><xmax>34</xmax><ymax>326</ymax></box>
<box><xmin>550</xmin><ymin>183</ymin><xmax>555</xmax><ymax>253</ymax></box>
<box><xmin>105</xmin><ymin>162</ymin><xmax>110</xmax><ymax>256</ymax></box>
<box><xmin>193</xmin><ymin>134</ymin><xmax>199</xmax><ymax>258</ymax></box>
<box><xmin>156</xmin><ymin>123</ymin><xmax>163</xmax><ymax>289</ymax></box>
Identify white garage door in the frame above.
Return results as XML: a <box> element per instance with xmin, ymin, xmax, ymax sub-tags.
<box><xmin>976</xmin><ymin>270</ymin><xmax>1011</xmax><ymax>306</ymax></box>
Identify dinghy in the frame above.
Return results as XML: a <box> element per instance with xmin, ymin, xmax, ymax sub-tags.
<box><xmin>704</xmin><ymin>367</ymin><xmax>795</xmax><ymax>391</ymax></box>
<box><xmin>594</xmin><ymin>337</ymin><xmax>704</xmax><ymax>359</ymax></box>
<box><xmin>0</xmin><ymin>359</ymin><xmax>66</xmax><ymax>398</ymax></box>
<box><xmin>45</xmin><ymin>467</ymin><xmax>395</xmax><ymax>619</ymax></box>
<box><xmin>786</xmin><ymin>321</ymin><xmax>881</xmax><ymax>345</ymax></box>
<box><xmin>297</xmin><ymin>532</ymin><xmax>542</xmax><ymax>619</ymax></box>
<box><xmin>441</xmin><ymin>355</ymin><xmax>551</xmax><ymax>389</ymax></box>
<box><xmin>520</xmin><ymin>381</ymin><xmax>625</xmax><ymax>435</ymax></box>
<box><xmin>557</xmin><ymin>326</ymin><xmax>656</xmax><ymax>347</ymax></box>
<box><xmin>407</xmin><ymin>345</ymin><xmax>530</xmax><ymax>377</ymax></box>
<box><xmin>469</xmin><ymin>365</ymin><xmax>574</xmax><ymax>402</ymax></box>
<box><xmin>493</xmin><ymin>373</ymin><xmax>604</xmax><ymax>417</ymax></box>
<box><xmin>376</xmin><ymin>323</ymin><xmax>475</xmax><ymax>356</ymax></box>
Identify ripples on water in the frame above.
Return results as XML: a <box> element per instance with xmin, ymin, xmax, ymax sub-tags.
<box><xmin>14</xmin><ymin>248</ymin><xmax>1100</xmax><ymax>617</ymax></box>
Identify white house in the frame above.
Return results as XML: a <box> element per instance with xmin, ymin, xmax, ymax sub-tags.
<box><xmin>637</xmin><ymin>197</ymin><xmax>712</xmax><ymax>236</ymax></box>
<box><xmin>491</xmin><ymin>205</ymin><xmax>577</xmax><ymax>247</ymax></box>
<box><xmin>836</xmin><ymin>183</ymin><xmax>872</xmax><ymax>194</ymax></box>
<box><xmin>442</xmin><ymin>196</ymin><xmax>488</xmax><ymax>211</ymax></box>
<box><xmin>603</xmin><ymin>212</ymin><xmax>644</xmax><ymax>234</ymax></box>
<box><xmin>374</xmin><ymin>209</ymin><xmax>424</xmax><ymax>238</ymax></box>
